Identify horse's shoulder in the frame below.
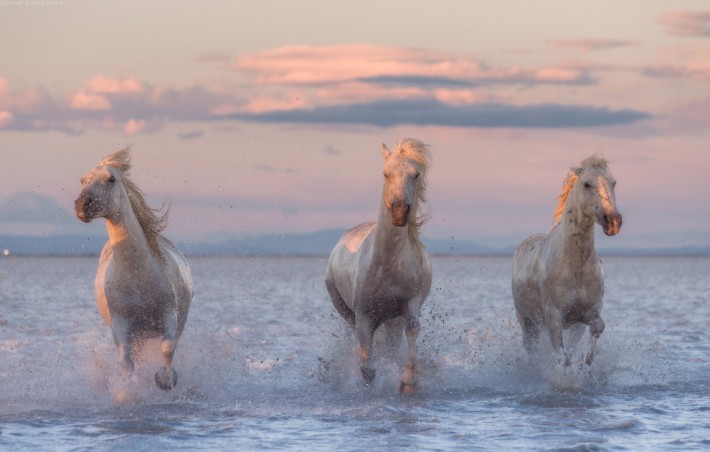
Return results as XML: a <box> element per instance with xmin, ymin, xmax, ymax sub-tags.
<box><xmin>344</xmin><ymin>222</ymin><xmax>376</xmax><ymax>237</ymax></box>
<box><xmin>515</xmin><ymin>234</ymin><xmax>545</xmax><ymax>255</ymax></box>
<box><xmin>337</xmin><ymin>222</ymin><xmax>376</xmax><ymax>253</ymax></box>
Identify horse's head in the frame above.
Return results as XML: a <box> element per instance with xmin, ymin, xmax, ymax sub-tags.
<box><xmin>381</xmin><ymin>143</ymin><xmax>422</xmax><ymax>227</ymax></box>
<box><xmin>75</xmin><ymin>160</ymin><xmax>125</xmax><ymax>223</ymax></box>
<box><xmin>572</xmin><ymin>157</ymin><xmax>622</xmax><ymax>236</ymax></box>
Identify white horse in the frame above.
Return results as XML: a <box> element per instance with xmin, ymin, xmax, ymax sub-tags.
<box><xmin>512</xmin><ymin>155</ymin><xmax>622</xmax><ymax>366</ymax></box>
<box><xmin>75</xmin><ymin>147</ymin><xmax>193</xmax><ymax>390</ymax></box>
<box><xmin>325</xmin><ymin>138</ymin><xmax>432</xmax><ymax>395</ymax></box>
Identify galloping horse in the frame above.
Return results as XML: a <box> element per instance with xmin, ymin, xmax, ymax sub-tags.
<box><xmin>512</xmin><ymin>155</ymin><xmax>622</xmax><ymax>366</ymax></box>
<box><xmin>75</xmin><ymin>147</ymin><xmax>193</xmax><ymax>390</ymax></box>
<box><xmin>326</xmin><ymin>138</ymin><xmax>432</xmax><ymax>395</ymax></box>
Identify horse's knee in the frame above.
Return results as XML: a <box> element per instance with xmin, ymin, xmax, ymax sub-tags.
<box><xmin>589</xmin><ymin>317</ymin><xmax>605</xmax><ymax>338</ymax></box>
<box><xmin>161</xmin><ymin>338</ymin><xmax>176</xmax><ymax>357</ymax></box>
<box><xmin>405</xmin><ymin>316</ymin><xmax>420</xmax><ymax>335</ymax></box>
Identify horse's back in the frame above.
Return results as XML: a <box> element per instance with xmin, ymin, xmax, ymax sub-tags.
<box><xmin>158</xmin><ymin>236</ymin><xmax>193</xmax><ymax>334</ymax></box>
<box><xmin>158</xmin><ymin>235</ymin><xmax>193</xmax><ymax>299</ymax></box>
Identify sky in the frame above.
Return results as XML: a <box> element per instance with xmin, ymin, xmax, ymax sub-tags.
<box><xmin>1</xmin><ymin>0</ymin><xmax>709</xmax><ymax>250</ymax></box>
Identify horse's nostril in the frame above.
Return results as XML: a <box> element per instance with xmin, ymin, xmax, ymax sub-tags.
<box><xmin>83</xmin><ymin>197</ymin><xmax>92</xmax><ymax>207</ymax></box>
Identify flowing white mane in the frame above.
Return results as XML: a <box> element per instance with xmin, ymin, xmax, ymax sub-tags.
<box><xmin>101</xmin><ymin>147</ymin><xmax>169</xmax><ymax>257</ymax></box>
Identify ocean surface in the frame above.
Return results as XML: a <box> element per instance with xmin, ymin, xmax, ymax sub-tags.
<box><xmin>0</xmin><ymin>255</ymin><xmax>708</xmax><ymax>450</ymax></box>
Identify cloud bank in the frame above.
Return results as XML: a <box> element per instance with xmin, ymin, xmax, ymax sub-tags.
<box><xmin>232</xmin><ymin>98</ymin><xmax>650</xmax><ymax>128</ymax></box>
<box><xmin>0</xmin><ymin>44</ymin><xmax>657</xmax><ymax>134</ymax></box>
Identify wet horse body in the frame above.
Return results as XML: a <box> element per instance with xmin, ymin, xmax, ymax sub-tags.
<box><xmin>76</xmin><ymin>148</ymin><xmax>193</xmax><ymax>390</ymax></box>
<box><xmin>512</xmin><ymin>155</ymin><xmax>622</xmax><ymax>366</ymax></box>
<box><xmin>326</xmin><ymin>139</ymin><xmax>432</xmax><ymax>395</ymax></box>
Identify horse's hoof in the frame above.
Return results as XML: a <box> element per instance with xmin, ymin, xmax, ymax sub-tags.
<box><xmin>361</xmin><ymin>366</ymin><xmax>376</xmax><ymax>384</ymax></box>
<box><xmin>399</xmin><ymin>381</ymin><xmax>418</xmax><ymax>396</ymax></box>
<box><xmin>155</xmin><ymin>368</ymin><xmax>177</xmax><ymax>390</ymax></box>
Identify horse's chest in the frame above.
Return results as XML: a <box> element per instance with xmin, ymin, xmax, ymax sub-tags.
<box><xmin>105</xmin><ymin>275</ymin><xmax>173</xmax><ymax>318</ymax></box>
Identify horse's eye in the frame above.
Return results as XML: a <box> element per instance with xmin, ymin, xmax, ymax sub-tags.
<box><xmin>383</xmin><ymin>172</ymin><xmax>389</xmax><ymax>178</ymax></box>
<box><xmin>108</xmin><ymin>175</ymin><xmax>115</xmax><ymax>183</ymax></box>
<box><xmin>414</xmin><ymin>173</ymin><xmax>420</xmax><ymax>179</ymax></box>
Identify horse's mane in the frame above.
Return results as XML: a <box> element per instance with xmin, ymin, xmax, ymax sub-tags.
<box><xmin>393</xmin><ymin>138</ymin><xmax>432</xmax><ymax>239</ymax></box>
<box><xmin>100</xmin><ymin>147</ymin><xmax>169</xmax><ymax>258</ymax></box>
<box><xmin>552</xmin><ymin>154</ymin><xmax>608</xmax><ymax>225</ymax></box>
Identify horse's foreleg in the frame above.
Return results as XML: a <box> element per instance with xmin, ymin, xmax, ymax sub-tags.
<box><xmin>355</xmin><ymin>317</ymin><xmax>376</xmax><ymax>384</ymax></box>
<box><xmin>545</xmin><ymin>308</ymin><xmax>570</xmax><ymax>366</ymax></box>
<box><xmin>383</xmin><ymin>317</ymin><xmax>404</xmax><ymax>357</ymax></box>
<box><xmin>155</xmin><ymin>309</ymin><xmax>178</xmax><ymax>390</ymax></box>
<box><xmin>518</xmin><ymin>314</ymin><xmax>540</xmax><ymax>354</ymax></box>
<box><xmin>399</xmin><ymin>313</ymin><xmax>421</xmax><ymax>395</ymax></box>
<box><xmin>584</xmin><ymin>314</ymin><xmax>605</xmax><ymax>365</ymax></box>
<box><xmin>111</xmin><ymin>316</ymin><xmax>134</xmax><ymax>375</ymax></box>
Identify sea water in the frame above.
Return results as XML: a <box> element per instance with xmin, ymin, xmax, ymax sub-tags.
<box><xmin>0</xmin><ymin>256</ymin><xmax>708</xmax><ymax>450</ymax></box>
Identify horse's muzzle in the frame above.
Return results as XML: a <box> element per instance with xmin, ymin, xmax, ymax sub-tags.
<box><xmin>74</xmin><ymin>194</ymin><xmax>94</xmax><ymax>223</ymax></box>
<box><xmin>601</xmin><ymin>213</ymin><xmax>622</xmax><ymax>236</ymax></box>
<box><xmin>390</xmin><ymin>201</ymin><xmax>410</xmax><ymax>227</ymax></box>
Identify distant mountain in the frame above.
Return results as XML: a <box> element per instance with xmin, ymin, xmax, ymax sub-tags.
<box><xmin>0</xmin><ymin>234</ymin><xmax>106</xmax><ymax>256</ymax></box>
<box><xmin>0</xmin><ymin>230</ymin><xmax>502</xmax><ymax>256</ymax></box>
<box><xmin>0</xmin><ymin>231</ymin><xmax>708</xmax><ymax>257</ymax></box>
<box><xmin>178</xmin><ymin>229</ymin><xmax>502</xmax><ymax>256</ymax></box>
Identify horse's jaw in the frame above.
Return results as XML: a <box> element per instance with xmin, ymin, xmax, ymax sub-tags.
<box><xmin>75</xmin><ymin>209</ymin><xmax>95</xmax><ymax>223</ymax></box>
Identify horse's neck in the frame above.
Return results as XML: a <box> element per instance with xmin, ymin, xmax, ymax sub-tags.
<box><xmin>105</xmin><ymin>194</ymin><xmax>155</xmax><ymax>268</ymax></box>
<box><xmin>373</xmin><ymin>196</ymin><xmax>416</xmax><ymax>258</ymax></box>
<box><xmin>555</xmin><ymin>196</ymin><xmax>596</xmax><ymax>264</ymax></box>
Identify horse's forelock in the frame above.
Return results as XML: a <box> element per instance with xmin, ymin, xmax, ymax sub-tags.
<box><xmin>391</xmin><ymin>138</ymin><xmax>431</xmax><ymax>239</ymax></box>
<box><xmin>100</xmin><ymin>146</ymin><xmax>132</xmax><ymax>174</ymax></box>
<box><xmin>393</xmin><ymin>138</ymin><xmax>431</xmax><ymax>174</ymax></box>
<box><xmin>580</xmin><ymin>154</ymin><xmax>608</xmax><ymax>171</ymax></box>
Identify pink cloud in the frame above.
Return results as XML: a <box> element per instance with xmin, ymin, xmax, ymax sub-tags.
<box><xmin>534</xmin><ymin>67</ymin><xmax>588</xmax><ymax>83</ymax></box>
<box><xmin>231</xmin><ymin>44</ymin><xmax>594</xmax><ymax>87</ymax></box>
<box><xmin>661</xmin><ymin>11</ymin><xmax>710</xmax><ymax>37</ymax></box>
<box><xmin>123</xmin><ymin>118</ymin><xmax>146</xmax><ymax>135</ymax></box>
<box><xmin>69</xmin><ymin>90</ymin><xmax>111</xmax><ymax>110</ymax></box>
<box><xmin>0</xmin><ymin>78</ymin><xmax>50</xmax><ymax>113</ymax></box>
<box><xmin>0</xmin><ymin>110</ymin><xmax>13</xmax><ymax>127</ymax></box>
<box><xmin>84</xmin><ymin>75</ymin><xmax>144</xmax><ymax>94</ymax></box>
<box><xmin>643</xmin><ymin>60</ymin><xmax>710</xmax><ymax>80</ymax></box>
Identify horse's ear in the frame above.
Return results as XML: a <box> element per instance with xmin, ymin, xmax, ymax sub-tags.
<box><xmin>570</xmin><ymin>166</ymin><xmax>582</xmax><ymax>175</ymax></box>
<box><xmin>381</xmin><ymin>144</ymin><xmax>391</xmax><ymax>161</ymax></box>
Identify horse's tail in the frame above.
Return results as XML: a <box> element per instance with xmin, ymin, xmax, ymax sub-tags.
<box><xmin>325</xmin><ymin>276</ymin><xmax>355</xmax><ymax>327</ymax></box>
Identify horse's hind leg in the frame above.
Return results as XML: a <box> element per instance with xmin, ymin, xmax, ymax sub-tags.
<box><xmin>155</xmin><ymin>310</ymin><xmax>178</xmax><ymax>390</ymax></box>
<box><xmin>383</xmin><ymin>317</ymin><xmax>404</xmax><ymax>357</ymax></box>
<box><xmin>326</xmin><ymin>278</ymin><xmax>355</xmax><ymax>327</ymax></box>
